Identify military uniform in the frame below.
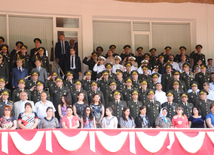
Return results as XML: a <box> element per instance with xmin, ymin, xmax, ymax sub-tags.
<box><xmin>188</xmin><ymin>92</ymin><xmax>200</xmax><ymax>106</ymax></box>
<box><xmin>12</xmin><ymin>45</ymin><xmax>31</xmax><ymax>72</ymax></box>
<box><xmin>166</xmin><ymin>79</ymin><xmax>186</xmax><ymax>92</ymax></box>
<box><xmin>0</xmin><ymin>88</ymin><xmax>11</xmax><ymax>100</ymax></box>
<box><xmin>70</xmin><ymin>81</ymin><xmax>88</xmax><ymax>105</ymax></box>
<box><xmin>82</xmin><ymin>80</ymin><xmax>92</xmax><ymax>91</ymax></box>
<box><xmin>87</xmin><ymin>90</ymin><xmax>105</xmax><ymax>106</ymax></box>
<box><xmin>180</xmin><ymin>71</ymin><xmax>194</xmax><ymax>90</ymax></box>
<box><xmin>32</xmin><ymin>54</ymin><xmax>50</xmax><ymax>73</ymax></box>
<box><xmin>135</xmin><ymin>47</ymin><xmax>144</xmax><ymax>65</ymax></box>
<box><xmin>161</xmin><ymin>102</ymin><xmax>178</xmax><ymax>120</ymax></box>
<box><xmin>82</xmin><ymin>52</ymin><xmax>98</xmax><ymax>80</ymax></box>
<box><xmin>116</xmin><ymin>79</ymin><xmax>126</xmax><ymax>93</ymax></box>
<box><xmin>120</xmin><ymin>45</ymin><xmax>134</xmax><ymax>60</ymax></box>
<box><xmin>44</xmin><ymin>71</ymin><xmax>58</xmax><ymax>94</ymax></box>
<box><xmin>26</xmin><ymin>80</ymin><xmax>37</xmax><ymax>90</ymax></box>
<box><xmin>109</xmin><ymin>100</ymin><xmax>127</xmax><ymax>124</ymax></box>
<box><xmin>127</xmin><ymin>100</ymin><xmax>142</xmax><ymax>120</ymax></box>
<box><xmin>139</xmin><ymin>74</ymin><xmax>152</xmax><ymax>85</ymax></box>
<box><xmin>196</xmin><ymin>90</ymin><xmax>213</xmax><ymax>118</ymax></box>
<box><xmin>0</xmin><ymin>54</ymin><xmax>9</xmax><ymax>82</ymax></box>
<box><xmin>98</xmin><ymin>73</ymin><xmax>110</xmax><ymax>99</ymax></box>
<box><xmin>197</xmin><ymin>99</ymin><xmax>213</xmax><ymax>118</ymax></box>
<box><xmin>193</xmin><ymin>53</ymin><xmax>206</xmax><ymax>67</ymax></box>
<box><xmin>1</xmin><ymin>49</ymin><xmax>12</xmax><ymax>71</ymax></box>
<box><xmin>171</xmin><ymin>89</ymin><xmax>184</xmax><ymax>104</ymax></box>
<box><xmin>10</xmin><ymin>41</ymin><xmax>24</xmax><ymax>68</ymax></box>
<box><xmin>180</xmin><ymin>102</ymin><xmax>194</xmax><ymax>118</ymax></box>
<box><xmin>12</xmin><ymin>89</ymin><xmax>31</xmax><ymax>102</ymax></box>
<box><xmin>195</xmin><ymin>69</ymin><xmax>212</xmax><ymax>90</ymax></box>
<box><xmin>63</xmin><ymin>80</ymin><xmax>75</xmax><ymax>92</ymax></box>
<box><xmin>31</xmin><ymin>90</ymin><xmax>50</xmax><ymax>103</ymax></box>
<box><xmin>149</xmin><ymin>48</ymin><xmax>157</xmax><ymax>67</ymax></box>
<box><xmin>50</xmin><ymin>78</ymin><xmax>71</xmax><ymax>115</ymax></box>
<box><xmin>123</xmin><ymin>71</ymin><xmax>131</xmax><ymax>80</ymax></box>
<box><xmin>161</xmin><ymin>68</ymin><xmax>174</xmax><ymax>92</ymax></box>
<box><xmin>138</xmin><ymin>89</ymin><xmax>149</xmax><ymax>105</ymax></box>
<box><xmin>105</xmin><ymin>89</ymin><xmax>124</xmax><ymax>108</ymax></box>
<box><xmin>145</xmin><ymin>90</ymin><xmax>161</xmax><ymax>128</ymax></box>
<box><xmin>30</xmin><ymin>38</ymin><xmax>42</xmax><ymax>68</ymax></box>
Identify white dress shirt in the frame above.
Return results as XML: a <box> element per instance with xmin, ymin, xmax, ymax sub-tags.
<box><xmin>209</xmin><ymin>83</ymin><xmax>214</xmax><ymax>91</ymax></box>
<box><xmin>70</xmin><ymin>55</ymin><xmax>76</xmax><ymax>69</ymax></box>
<box><xmin>155</xmin><ymin>90</ymin><xmax>168</xmax><ymax>104</ymax></box>
<box><xmin>112</xmin><ymin>64</ymin><xmax>124</xmax><ymax>74</ymax></box>
<box><xmin>35</xmin><ymin>100</ymin><xmax>56</xmax><ymax>119</ymax></box>
<box><xmin>137</xmin><ymin>67</ymin><xmax>152</xmax><ymax>75</ymax></box>
<box><xmin>172</xmin><ymin>61</ymin><xmax>180</xmax><ymax>71</ymax></box>
<box><xmin>93</xmin><ymin>64</ymin><xmax>105</xmax><ymax>74</ymax></box>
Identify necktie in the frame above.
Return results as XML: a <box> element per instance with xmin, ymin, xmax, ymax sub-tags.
<box><xmin>19</xmin><ymin>67</ymin><xmax>21</xmax><ymax>73</ymax></box>
<box><xmin>61</xmin><ymin>41</ymin><xmax>65</xmax><ymax>54</ymax></box>
<box><xmin>117</xmin><ymin>101</ymin><xmax>119</xmax><ymax>106</ymax></box>
<box><xmin>71</xmin><ymin>56</ymin><xmax>73</xmax><ymax>67</ymax></box>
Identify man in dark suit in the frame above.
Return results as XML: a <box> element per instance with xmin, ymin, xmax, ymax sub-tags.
<box><xmin>67</xmin><ymin>47</ymin><xmax>81</xmax><ymax>80</ymax></box>
<box><xmin>12</xmin><ymin>59</ymin><xmax>28</xmax><ymax>89</ymax></box>
<box><xmin>55</xmin><ymin>34</ymin><xmax>70</xmax><ymax>76</ymax></box>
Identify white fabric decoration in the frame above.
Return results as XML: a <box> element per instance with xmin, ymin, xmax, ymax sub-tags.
<box><xmin>136</xmin><ymin>131</ymin><xmax>168</xmax><ymax>153</ymax></box>
<box><xmin>167</xmin><ymin>132</ymin><xmax>175</xmax><ymax>150</ymax></box>
<box><xmin>175</xmin><ymin>131</ymin><xmax>205</xmax><ymax>153</ymax></box>
<box><xmin>10</xmin><ymin>131</ymin><xmax>44</xmax><ymax>154</ymax></box>
<box><xmin>96</xmin><ymin>131</ymin><xmax>128</xmax><ymax>153</ymax></box>
<box><xmin>89</xmin><ymin>131</ymin><xmax>95</xmax><ymax>152</ymax></box>
<box><xmin>46</xmin><ymin>131</ymin><xmax>52</xmax><ymax>153</ymax></box>
<box><xmin>1</xmin><ymin>132</ymin><xmax>8</xmax><ymax>154</ymax></box>
<box><xmin>129</xmin><ymin>132</ymin><xmax>136</xmax><ymax>154</ymax></box>
<box><xmin>53</xmin><ymin>130</ymin><xmax>88</xmax><ymax>151</ymax></box>
<box><xmin>207</xmin><ymin>132</ymin><xmax>214</xmax><ymax>144</ymax></box>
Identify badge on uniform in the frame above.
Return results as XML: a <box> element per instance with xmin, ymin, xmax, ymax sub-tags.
<box><xmin>148</xmin><ymin>104</ymin><xmax>150</xmax><ymax>108</ymax></box>
<box><xmin>131</xmin><ymin>105</ymin><xmax>134</xmax><ymax>108</ymax></box>
<box><xmin>17</xmin><ymin>93</ymin><xmax>19</xmax><ymax>97</ymax></box>
<box><xmin>55</xmin><ymin>90</ymin><xmax>57</xmax><ymax>93</ymax></box>
<box><xmin>30</xmin><ymin>83</ymin><xmax>32</xmax><ymax>86</ymax></box>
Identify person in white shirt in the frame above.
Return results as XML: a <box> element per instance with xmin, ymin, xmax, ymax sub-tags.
<box><xmin>128</xmin><ymin>56</ymin><xmax>138</xmax><ymax>69</ymax></box>
<box><xmin>35</xmin><ymin>91</ymin><xmax>56</xmax><ymax>119</ymax></box>
<box><xmin>151</xmin><ymin>65</ymin><xmax>161</xmax><ymax>83</ymax></box>
<box><xmin>112</xmin><ymin>56</ymin><xmax>124</xmax><ymax>74</ymax></box>
<box><xmin>14</xmin><ymin>91</ymin><xmax>35</xmax><ymax>119</ymax></box>
<box><xmin>168</xmin><ymin>55</ymin><xmax>180</xmax><ymax>71</ymax></box>
<box><xmin>137</xmin><ymin>60</ymin><xmax>152</xmax><ymax>75</ymax></box>
<box><xmin>93</xmin><ymin>56</ymin><xmax>106</xmax><ymax>74</ymax></box>
<box><xmin>155</xmin><ymin>83</ymin><xmax>167</xmax><ymax>104</ymax></box>
<box><xmin>203</xmin><ymin>82</ymin><xmax>214</xmax><ymax>101</ymax></box>
<box><xmin>209</xmin><ymin>75</ymin><xmax>214</xmax><ymax>91</ymax></box>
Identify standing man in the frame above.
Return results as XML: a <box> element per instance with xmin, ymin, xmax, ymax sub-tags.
<box><xmin>55</xmin><ymin>34</ymin><xmax>70</xmax><ymax>76</ymax></box>
<box><xmin>31</xmin><ymin>60</ymin><xmax>47</xmax><ymax>82</ymax></box>
<box><xmin>207</xmin><ymin>58</ymin><xmax>214</xmax><ymax>73</ymax></box>
<box><xmin>35</xmin><ymin>91</ymin><xmax>55</xmax><ymax>119</ymax></box>
<box><xmin>30</xmin><ymin>38</ymin><xmax>42</xmax><ymax>68</ymax></box>
<box><xmin>0</xmin><ymin>54</ymin><xmax>9</xmax><ymax>83</ymax></box>
<box><xmin>145</xmin><ymin>89</ymin><xmax>161</xmax><ymax>128</ymax></box>
<box><xmin>193</xmin><ymin>44</ymin><xmax>206</xmax><ymax>68</ymax></box>
<box><xmin>67</xmin><ymin>47</ymin><xmax>81</xmax><ymax>80</ymax></box>
<box><xmin>195</xmin><ymin>64</ymin><xmax>212</xmax><ymax>90</ymax></box>
<box><xmin>12</xmin><ymin>59</ymin><xmax>28</xmax><ymax>89</ymax></box>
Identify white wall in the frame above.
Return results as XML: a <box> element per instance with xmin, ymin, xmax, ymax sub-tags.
<box><xmin>1</xmin><ymin>0</ymin><xmax>214</xmax><ymax>70</ymax></box>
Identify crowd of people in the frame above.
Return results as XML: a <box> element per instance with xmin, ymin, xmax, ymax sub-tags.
<box><xmin>1</xmin><ymin>34</ymin><xmax>214</xmax><ymax>130</ymax></box>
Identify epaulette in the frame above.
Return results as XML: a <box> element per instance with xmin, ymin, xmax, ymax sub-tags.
<box><xmin>9</xmin><ymin>100</ymin><xmax>14</xmax><ymax>103</ymax></box>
